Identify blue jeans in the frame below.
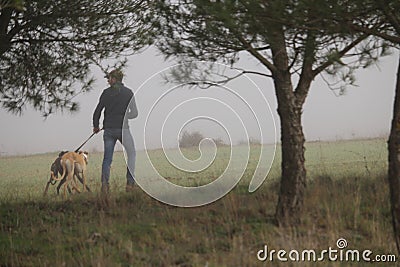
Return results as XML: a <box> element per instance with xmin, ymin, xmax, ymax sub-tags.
<box><xmin>102</xmin><ymin>128</ymin><xmax>136</xmax><ymax>186</ymax></box>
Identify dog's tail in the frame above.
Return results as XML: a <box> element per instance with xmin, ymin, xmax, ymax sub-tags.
<box><xmin>50</xmin><ymin>171</ymin><xmax>58</xmax><ymax>185</ymax></box>
<box><xmin>52</xmin><ymin>161</ymin><xmax>68</xmax><ymax>181</ymax></box>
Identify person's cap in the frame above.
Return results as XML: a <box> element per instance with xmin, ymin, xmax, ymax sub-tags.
<box><xmin>104</xmin><ymin>69</ymin><xmax>123</xmax><ymax>81</ymax></box>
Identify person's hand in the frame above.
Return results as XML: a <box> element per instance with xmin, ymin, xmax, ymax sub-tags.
<box><xmin>93</xmin><ymin>127</ymin><xmax>100</xmax><ymax>134</ymax></box>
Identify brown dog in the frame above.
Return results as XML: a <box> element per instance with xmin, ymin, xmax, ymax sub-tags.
<box><xmin>43</xmin><ymin>151</ymin><xmax>91</xmax><ymax>196</ymax></box>
<box><xmin>52</xmin><ymin>151</ymin><xmax>89</xmax><ymax>198</ymax></box>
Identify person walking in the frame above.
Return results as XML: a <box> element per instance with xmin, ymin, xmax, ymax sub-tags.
<box><xmin>92</xmin><ymin>69</ymin><xmax>138</xmax><ymax>193</ymax></box>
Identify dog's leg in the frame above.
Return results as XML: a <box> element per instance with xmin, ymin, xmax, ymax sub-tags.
<box><xmin>74</xmin><ymin>173</ymin><xmax>82</xmax><ymax>193</ymax></box>
<box><xmin>72</xmin><ymin>176</ymin><xmax>81</xmax><ymax>194</ymax></box>
<box><xmin>57</xmin><ymin>177</ymin><xmax>66</xmax><ymax>195</ymax></box>
<box><xmin>58</xmin><ymin>159</ymin><xmax>74</xmax><ymax>197</ymax></box>
<box><xmin>43</xmin><ymin>172</ymin><xmax>54</xmax><ymax>196</ymax></box>
<box><xmin>71</xmin><ymin>177</ymin><xmax>81</xmax><ymax>193</ymax></box>
<box><xmin>43</xmin><ymin>182</ymin><xmax>50</xmax><ymax>196</ymax></box>
<box><xmin>83</xmin><ymin>172</ymin><xmax>86</xmax><ymax>193</ymax></box>
<box><xmin>63</xmin><ymin>182</ymin><xmax>68</xmax><ymax>199</ymax></box>
<box><xmin>63</xmin><ymin>173</ymin><xmax>68</xmax><ymax>199</ymax></box>
<box><xmin>80</xmin><ymin>169</ymin><xmax>86</xmax><ymax>193</ymax></box>
<box><xmin>75</xmin><ymin>173</ymin><xmax>91</xmax><ymax>192</ymax></box>
<box><xmin>43</xmin><ymin>181</ymin><xmax>51</xmax><ymax>196</ymax></box>
<box><xmin>63</xmin><ymin>159</ymin><xmax>73</xmax><ymax>199</ymax></box>
<box><xmin>69</xmin><ymin>161</ymin><xmax>81</xmax><ymax>194</ymax></box>
<box><xmin>57</xmin><ymin>180</ymin><xmax>72</xmax><ymax>195</ymax></box>
<box><xmin>70</xmin><ymin>174</ymin><xmax>78</xmax><ymax>194</ymax></box>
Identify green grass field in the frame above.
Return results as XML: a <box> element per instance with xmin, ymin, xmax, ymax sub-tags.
<box><xmin>0</xmin><ymin>138</ymin><xmax>397</xmax><ymax>266</ymax></box>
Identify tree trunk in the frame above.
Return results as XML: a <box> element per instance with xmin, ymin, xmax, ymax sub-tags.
<box><xmin>0</xmin><ymin>8</ymin><xmax>13</xmax><ymax>57</ymax></box>
<box><xmin>273</xmin><ymin>72</ymin><xmax>307</xmax><ymax>227</ymax></box>
<box><xmin>388</xmin><ymin>55</ymin><xmax>400</xmax><ymax>254</ymax></box>
<box><xmin>265</xmin><ymin>25</ymin><xmax>310</xmax><ymax>227</ymax></box>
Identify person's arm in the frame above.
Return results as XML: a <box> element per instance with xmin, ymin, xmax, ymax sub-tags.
<box><xmin>127</xmin><ymin>93</ymin><xmax>138</xmax><ymax>119</ymax></box>
<box><xmin>93</xmin><ymin>93</ymin><xmax>105</xmax><ymax>132</ymax></box>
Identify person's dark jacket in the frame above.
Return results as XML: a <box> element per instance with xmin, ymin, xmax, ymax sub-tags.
<box><xmin>93</xmin><ymin>82</ymin><xmax>138</xmax><ymax>129</ymax></box>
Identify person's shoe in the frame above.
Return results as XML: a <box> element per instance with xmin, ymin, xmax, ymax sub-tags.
<box><xmin>101</xmin><ymin>184</ymin><xmax>110</xmax><ymax>195</ymax></box>
<box><xmin>126</xmin><ymin>184</ymin><xmax>135</xmax><ymax>192</ymax></box>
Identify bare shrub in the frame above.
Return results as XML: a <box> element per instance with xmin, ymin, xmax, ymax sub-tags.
<box><xmin>179</xmin><ymin>131</ymin><xmax>204</xmax><ymax>148</ymax></box>
<box><xmin>179</xmin><ymin>131</ymin><xmax>227</xmax><ymax>148</ymax></box>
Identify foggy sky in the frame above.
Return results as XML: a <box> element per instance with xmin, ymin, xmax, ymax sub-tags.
<box><xmin>0</xmin><ymin>48</ymin><xmax>397</xmax><ymax>156</ymax></box>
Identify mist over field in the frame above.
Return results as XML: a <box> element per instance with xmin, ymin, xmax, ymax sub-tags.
<box><xmin>0</xmin><ymin>48</ymin><xmax>397</xmax><ymax>156</ymax></box>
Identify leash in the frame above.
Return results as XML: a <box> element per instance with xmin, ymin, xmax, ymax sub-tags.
<box><xmin>74</xmin><ymin>128</ymin><xmax>103</xmax><ymax>152</ymax></box>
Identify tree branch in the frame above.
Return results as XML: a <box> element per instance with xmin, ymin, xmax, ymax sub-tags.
<box><xmin>313</xmin><ymin>34</ymin><xmax>368</xmax><ymax>76</ymax></box>
<box><xmin>349</xmin><ymin>24</ymin><xmax>400</xmax><ymax>44</ymax></box>
<box><xmin>237</xmin><ymin>35</ymin><xmax>277</xmax><ymax>74</ymax></box>
<box><xmin>295</xmin><ymin>30</ymin><xmax>316</xmax><ymax>106</ymax></box>
<box><xmin>378</xmin><ymin>2</ymin><xmax>400</xmax><ymax>36</ymax></box>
